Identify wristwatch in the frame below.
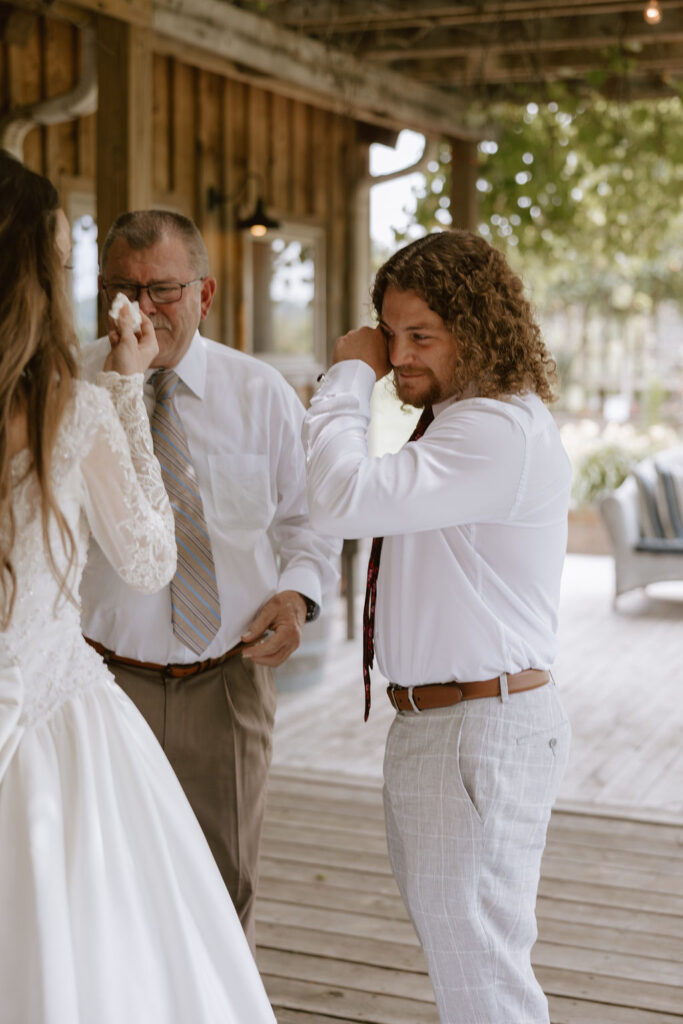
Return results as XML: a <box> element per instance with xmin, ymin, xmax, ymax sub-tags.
<box><xmin>300</xmin><ymin>594</ymin><xmax>321</xmax><ymax>622</ymax></box>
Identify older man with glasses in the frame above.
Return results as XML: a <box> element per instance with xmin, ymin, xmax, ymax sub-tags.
<box><xmin>80</xmin><ymin>210</ymin><xmax>340</xmax><ymax>949</ymax></box>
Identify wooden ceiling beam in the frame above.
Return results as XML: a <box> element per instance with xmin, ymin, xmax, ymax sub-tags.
<box><xmin>149</xmin><ymin>0</ymin><xmax>479</xmax><ymax>139</ymax></box>
<box><xmin>452</xmin><ymin>74</ymin><xmax>681</xmax><ymax>102</ymax></box>
<box><xmin>8</xmin><ymin>0</ymin><xmax>681</xmax><ymax>114</ymax></box>
<box><xmin>7</xmin><ymin>0</ymin><xmax>479</xmax><ymax>137</ymax></box>
<box><xmin>408</xmin><ymin>52</ymin><xmax>683</xmax><ymax>86</ymax></box>
<box><xmin>271</xmin><ymin>0</ymin><xmax>683</xmax><ymax>32</ymax></box>
<box><xmin>370</xmin><ymin>37</ymin><xmax>683</xmax><ymax>62</ymax></box>
<box><xmin>9</xmin><ymin>0</ymin><xmax>152</xmax><ymax>27</ymax></box>
<box><xmin>362</xmin><ymin>12</ymin><xmax>683</xmax><ymax>61</ymax></box>
<box><xmin>151</xmin><ymin>32</ymin><xmax>451</xmax><ymax>142</ymax></box>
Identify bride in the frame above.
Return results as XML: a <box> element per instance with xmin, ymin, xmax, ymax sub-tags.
<box><xmin>0</xmin><ymin>150</ymin><xmax>276</xmax><ymax>1022</ymax></box>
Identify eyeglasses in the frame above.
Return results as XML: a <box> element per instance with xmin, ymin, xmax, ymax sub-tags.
<box><xmin>102</xmin><ymin>278</ymin><xmax>204</xmax><ymax>305</ymax></box>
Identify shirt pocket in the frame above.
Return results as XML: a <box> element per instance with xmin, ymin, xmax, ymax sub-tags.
<box><xmin>207</xmin><ymin>454</ymin><xmax>275</xmax><ymax>532</ymax></box>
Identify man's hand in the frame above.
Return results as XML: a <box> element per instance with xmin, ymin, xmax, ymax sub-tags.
<box><xmin>104</xmin><ymin>306</ymin><xmax>159</xmax><ymax>375</ymax></box>
<box><xmin>332</xmin><ymin>326</ymin><xmax>390</xmax><ymax>381</ymax></box>
<box><xmin>241</xmin><ymin>590</ymin><xmax>307</xmax><ymax>667</ymax></box>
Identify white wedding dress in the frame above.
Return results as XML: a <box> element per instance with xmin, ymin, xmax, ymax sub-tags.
<box><xmin>0</xmin><ymin>374</ymin><xmax>276</xmax><ymax>1024</ymax></box>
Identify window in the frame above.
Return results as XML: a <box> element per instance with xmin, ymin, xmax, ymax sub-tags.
<box><xmin>243</xmin><ymin>223</ymin><xmax>326</xmax><ymax>386</ymax></box>
<box><xmin>71</xmin><ymin>212</ymin><xmax>99</xmax><ymax>346</ymax></box>
<box><xmin>62</xmin><ymin>187</ymin><xmax>99</xmax><ymax>347</ymax></box>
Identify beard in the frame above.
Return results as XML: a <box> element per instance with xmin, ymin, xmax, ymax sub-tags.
<box><xmin>391</xmin><ymin>358</ymin><xmax>471</xmax><ymax>408</ymax></box>
<box><xmin>393</xmin><ymin>372</ymin><xmax>442</xmax><ymax>408</ymax></box>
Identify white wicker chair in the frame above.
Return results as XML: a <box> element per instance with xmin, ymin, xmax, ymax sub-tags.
<box><xmin>599</xmin><ymin>450</ymin><xmax>683</xmax><ymax>603</ymax></box>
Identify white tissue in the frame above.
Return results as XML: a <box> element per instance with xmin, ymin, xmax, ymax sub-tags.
<box><xmin>111</xmin><ymin>292</ymin><xmax>142</xmax><ymax>333</ymax></box>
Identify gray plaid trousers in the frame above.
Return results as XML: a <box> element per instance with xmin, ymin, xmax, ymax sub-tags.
<box><xmin>383</xmin><ymin>680</ymin><xmax>570</xmax><ymax>1024</ymax></box>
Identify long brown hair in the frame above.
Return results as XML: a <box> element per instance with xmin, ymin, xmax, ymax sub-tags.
<box><xmin>372</xmin><ymin>230</ymin><xmax>557</xmax><ymax>403</ymax></box>
<box><xmin>0</xmin><ymin>150</ymin><xmax>79</xmax><ymax>627</ymax></box>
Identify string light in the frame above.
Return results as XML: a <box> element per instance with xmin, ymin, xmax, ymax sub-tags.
<box><xmin>644</xmin><ymin>0</ymin><xmax>662</xmax><ymax>24</ymax></box>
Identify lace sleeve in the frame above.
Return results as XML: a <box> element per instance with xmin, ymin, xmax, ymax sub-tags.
<box><xmin>79</xmin><ymin>374</ymin><xmax>176</xmax><ymax>593</ymax></box>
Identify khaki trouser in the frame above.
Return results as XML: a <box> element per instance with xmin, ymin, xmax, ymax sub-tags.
<box><xmin>107</xmin><ymin>655</ymin><xmax>276</xmax><ymax>952</ymax></box>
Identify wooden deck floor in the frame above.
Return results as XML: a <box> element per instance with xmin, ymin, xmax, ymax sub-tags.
<box><xmin>256</xmin><ymin>770</ymin><xmax>683</xmax><ymax>1024</ymax></box>
<box><xmin>273</xmin><ymin>555</ymin><xmax>683</xmax><ymax>818</ymax></box>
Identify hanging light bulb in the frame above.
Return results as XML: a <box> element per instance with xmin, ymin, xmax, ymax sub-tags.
<box><xmin>236</xmin><ymin>196</ymin><xmax>280</xmax><ymax>237</ymax></box>
<box><xmin>206</xmin><ymin>173</ymin><xmax>281</xmax><ymax>236</ymax></box>
<box><xmin>643</xmin><ymin>0</ymin><xmax>662</xmax><ymax>24</ymax></box>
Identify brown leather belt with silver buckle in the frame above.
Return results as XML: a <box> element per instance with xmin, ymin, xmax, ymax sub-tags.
<box><xmin>387</xmin><ymin>668</ymin><xmax>550</xmax><ymax>713</ymax></box>
<box><xmin>84</xmin><ymin>638</ymin><xmax>244</xmax><ymax>679</ymax></box>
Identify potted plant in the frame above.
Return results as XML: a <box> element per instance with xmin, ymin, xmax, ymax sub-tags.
<box><xmin>560</xmin><ymin>420</ymin><xmax>678</xmax><ymax>554</ymax></box>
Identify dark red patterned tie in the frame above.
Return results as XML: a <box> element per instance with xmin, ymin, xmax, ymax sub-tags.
<box><xmin>362</xmin><ymin>405</ymin><xmax>434</xmax><ymax>720</ymax></box>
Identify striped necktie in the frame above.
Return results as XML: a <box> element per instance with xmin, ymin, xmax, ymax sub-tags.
<box><xmin>362</xmin><ymin>405</ymin><xmax>434</xmax><ymax>720</ymax></box>
<box><xmin>150</xmin><ymin>369</ymin><xmax>221</xmax><ymax>655</ymax></box>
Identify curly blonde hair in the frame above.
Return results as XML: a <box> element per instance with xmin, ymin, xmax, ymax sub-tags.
<box><xmin>372</xmin><ymin>230</ymin><xmax>557</xmax><ymax>403</ymax></box>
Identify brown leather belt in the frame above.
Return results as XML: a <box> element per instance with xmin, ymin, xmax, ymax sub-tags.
<box><xmin>85</xmin><ymin>638</ymin><xmax>244</xmax><ymax>679</ymax></box>
<box><xmin>387</xmin><ymin>668</ymin><xmax>550</xmax><ymax>713</ymax></box>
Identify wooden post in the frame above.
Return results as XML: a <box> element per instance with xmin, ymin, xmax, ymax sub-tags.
<box><xmin>96</xmin><ymin>15</ymin><xmax>152</xmax><ymax>321</ymax></box>
<box><xmin>449</xmin><ymin>137</ymin><xmax>479</xmax><ymax>233</ymax></box>
<box><xmin>349</xmin><ymin>139</ymin><xmax>371</xmax><ymax>337</ymax></box>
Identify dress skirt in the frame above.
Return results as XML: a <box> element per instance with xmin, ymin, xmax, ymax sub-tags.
<box><xmin>0</xmin><ymin>674</ymin><xmax>276</xmax><ymax>1024</ymax></box>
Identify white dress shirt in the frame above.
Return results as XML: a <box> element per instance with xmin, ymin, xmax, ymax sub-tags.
<box><xmin>80</xmin><ymin>332</ymin><xmax>340</xmax><ymax>663</ymax></box>
<box><xmin>303</xmin><ymin>360</ymin><xmax>571</xmax><ymax>685</ymax></box>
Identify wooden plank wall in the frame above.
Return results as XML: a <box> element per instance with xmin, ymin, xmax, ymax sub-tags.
<box><xmin>1</xmin><ymin>14</ymin><xmax>358</xmax><ymax>356</ymax></box>
<box><xmin>0</xmin><ymin>15</ymin><xmax>95</xmax><ymax>182</ymax></box>
<box><xmin>149</xmin><ymin>55</ymin><xmax>357</xmax><ymax>352</ymax></box>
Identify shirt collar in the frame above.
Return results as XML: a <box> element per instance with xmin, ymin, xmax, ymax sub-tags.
<box><xmin>145</xmin><ymin>330</ymin><xmax>207</xmax><ymax>399</ymax></box>
<box><xmin>433</xmin><ymin>394</ymin><xmax>459</xmax><ymax>418</ymax></box>
<box><xmin>432</xmin><ymin>381</ymin><xmax>480</xmax><ymax>418</ymax></box>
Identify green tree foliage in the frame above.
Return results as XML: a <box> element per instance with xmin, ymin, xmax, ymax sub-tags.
<box><xmin>409</xmin><ymin>94</ymin><xmax>683</xmax><ymax>316</ymax></box>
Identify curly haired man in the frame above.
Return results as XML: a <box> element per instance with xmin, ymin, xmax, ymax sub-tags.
<box><xmin>303</xmin><ymin>230</ymin><xmax>572</xmax><ymax>1024</ymax></box>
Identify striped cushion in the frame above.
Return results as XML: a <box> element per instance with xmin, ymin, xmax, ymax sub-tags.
<box><xmin>654</xmin><ymin>455</ymin><xmax>683</xmax><ymax>540</ymax></box>
<box><xmin>636</xmin><ymin>537</ymin><xmax>683</xmax><ymax>553</ymax></box>
<box><xmin>632</xmin><ymin>462</ymin><xmax>665</xmax><ymax>539</ymax></box>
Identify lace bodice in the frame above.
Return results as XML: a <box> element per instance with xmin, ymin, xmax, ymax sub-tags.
<box><xmin>0</xmin><ymin>375</ymin><xmax>175</xmax><ymax>728</ymax></box>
